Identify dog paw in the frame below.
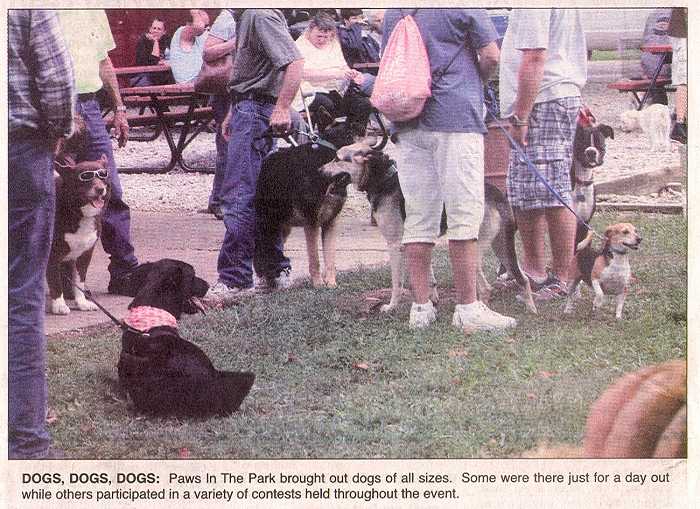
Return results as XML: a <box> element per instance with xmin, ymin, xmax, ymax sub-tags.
<box><xmin>311</xmin><ymin>277</ymin><xmax>325</xmax><ymax>288</ymax></box>
<box><xmin>324</xmin><ymin>280</ymin><xmax>338</xmax><ymax>289</ymax></box>
<box><xmin>76</xmin><ymin>299</ymin><xmax>99</xmax><ymax>312</ymax></box>
<box><xmin>380</xmin><ymin>303</ymin><xmax>396</xmax><ymax>313</ymax></box>
<box><xmin>49</xmin><ymin>299</ymin><xmax>71</xmax><ymax>315</ymax></box>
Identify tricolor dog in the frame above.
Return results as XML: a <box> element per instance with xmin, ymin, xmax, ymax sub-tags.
<box><xmin>339</xmin><ymin>145</ymin><xmax>537</xmax><ymax>313</ymax></box>
<box><xmin>118</xmin><ymin>259</ymin><xmax>255</xmax><ymax>416</ymax></box>
<box><xmin>46</xmin><ymin>153</ymin><xmax>110</xmax><ymax>315</ymax></box>
<box><xmin>564</xmin><ymin>223</ymin><xmax>642</xmax><ymax>319</ymax></box>
<box><xmin>255</xmin><ymin>114</ymin><xmax>365</xmax><ymax>288</ymax></box>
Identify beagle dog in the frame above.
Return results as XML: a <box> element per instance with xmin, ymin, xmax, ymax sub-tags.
<box><xmin>564</xmin><ymin>223</ymin><xmax>642</xmax><ymax>319</ymax></box>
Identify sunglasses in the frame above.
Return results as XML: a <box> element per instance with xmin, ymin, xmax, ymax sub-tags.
<box><xmin>78</xmin><ymin>169</ymin><xmax>109</xmax><ymax>182</ymax></box>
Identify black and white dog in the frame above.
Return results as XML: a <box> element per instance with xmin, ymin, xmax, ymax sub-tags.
<box><xmin>117</xmin><ymin>259</ymin><xmax>255</xmax><ymax>417</ymax></box>
<box><xmin>571</xmin><ymin>106</ymin><xmax>614</xmax><ymax>245</ymax></box>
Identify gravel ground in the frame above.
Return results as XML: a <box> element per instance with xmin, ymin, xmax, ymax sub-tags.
<box><xmin>114</xmin><ymin>81</ymin><xmax>685</xmax><ymax>216</ymax></box>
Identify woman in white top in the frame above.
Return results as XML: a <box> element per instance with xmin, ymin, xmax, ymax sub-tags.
<box><xmin>293</xmin><ymin>13</ymin><xmax>372</xmax><ymax>131</ymax></box>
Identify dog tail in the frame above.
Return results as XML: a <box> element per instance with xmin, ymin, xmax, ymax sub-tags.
<box><xmin>576</xmin><ymin>230</ymin><xmax>594</xmax><ymax>253</ymax></box>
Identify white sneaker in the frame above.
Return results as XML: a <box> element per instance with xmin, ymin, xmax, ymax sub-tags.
<box><xmin>203</xmin><ymin>281</ymin><xmax>254</xmax><ymax>307</ymax></box>
<box><xmin>409</xmin><ymin>301</ymin><xmax>437</xmax><ymax>329</ymax></box>
<box><xmin>452</xmin><ymin>301</ymin><xmax>517</xmax><ymax>331</ymax></box>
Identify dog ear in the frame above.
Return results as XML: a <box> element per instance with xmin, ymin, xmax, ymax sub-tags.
<box><xmin>99</xmin><ymin>153</ymin><xmax>109</xmax><ymax>167</ymax></box>
<box><xmin>599</xmin><ymin>124</ymin><xmax>614</xmax><ymax>140</ymax></box>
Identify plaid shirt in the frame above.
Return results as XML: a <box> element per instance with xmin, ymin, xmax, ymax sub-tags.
<box><xmin>8</xmin><ymin>10</ymin><xmax>74</xmax><ymax>139</ymax></box>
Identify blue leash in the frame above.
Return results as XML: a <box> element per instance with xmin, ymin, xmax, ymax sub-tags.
<box><xmin>484</xmin><ymin>87</ymin><xmax>604</xmax><ymax>241</ymax></box>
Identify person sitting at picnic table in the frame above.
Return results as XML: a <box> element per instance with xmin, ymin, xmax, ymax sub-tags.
<box><xmin>337</xmin><ymin>9</ymin><xmax>381</xmax><ymax>96</ymax></box>
<box><xmin>130</xmin><ymin>17</ymin><xmax>173</xmax><ymax>87</ymax></box>
<box><xmin>168</xmin><ymin>9</ymin><xmax>210</xmax><ymax>83</ymax></box>
<box><xmin>293</xmin><ymin>12</ymin><xmax>372</xmax><ymax>131</ymax></box>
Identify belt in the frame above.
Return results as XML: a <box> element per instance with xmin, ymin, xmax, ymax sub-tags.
<box><xmin>231</xmin><ymin>91</ymin><xmax>277</xmax><ymax>105</ymax></box>
<box><xmin>77</xmin><ymin>92</ymin><xmax>96</xmax><ymax>101</ymax></box>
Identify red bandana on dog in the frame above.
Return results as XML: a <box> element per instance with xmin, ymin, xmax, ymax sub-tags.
<box><xmin>123</xmin><ymin>306</ymin><xmax>178</xmax><ymax>332</ymax></box>
<box><xmin>577</xmin><ymin>106</ymin><xmax>596</xmax><ymax>128</ymax></box>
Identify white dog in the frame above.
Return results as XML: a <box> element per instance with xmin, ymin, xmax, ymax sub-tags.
<box><xmin>619</xmin><ymin>103</ymin><xmax>672</xmax><ymax>152</ymax></box>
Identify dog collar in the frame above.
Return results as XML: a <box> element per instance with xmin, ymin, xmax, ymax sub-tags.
<box><xmin>123</xmin><ymin>306</ymin><xmax>178</xmax><ymax>333</ymax></box>
<box><xmin>312</xmin><ymin>138</ymin><xmax>338</xmax><ymax>152</ymax></box>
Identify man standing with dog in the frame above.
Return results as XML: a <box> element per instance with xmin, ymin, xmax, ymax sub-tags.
<box><xmin>383</xmin><ymin>9</ymin><xmax>516</xmax><ymax>331</ymax></box>
<box><xmin>9</xmin><ymin>9</ymin><xmax>75</xmax><ymax>459</ymax></box>
<box><xmin>499</xmin><ymin>9</ymin><xmax>587</xmax><ymax>301</ymax></box>
<box><xmin>206</xmin><ymin>9</ymin><xmax>304</xmax><ymax>302</ymax></box>
<box><xmin>57</xmin><ymin>10</ymin><xmax>142</xmax><ymax>296</ymax></box>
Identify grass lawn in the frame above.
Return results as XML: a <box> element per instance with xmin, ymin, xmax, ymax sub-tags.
<box><xmin>47</xmin><ymin>211</ymin><xmax>686</xmax><ymax>459</ymax></box>
<box><xmin>591</xmin><ymin>49</ymin><xmax>642</xmax><ymax>61</ymax></box>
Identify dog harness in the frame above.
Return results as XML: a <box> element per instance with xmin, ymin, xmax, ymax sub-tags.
<box><xmin>123</xmin><ymin>306</ymin><xmax>178</xmax><ymax>333</ymax></box>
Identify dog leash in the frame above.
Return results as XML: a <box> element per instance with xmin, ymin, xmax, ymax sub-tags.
<box><xmin>484</xmin><ymin>87</ymin><xmax>605</xmax><ymax>241</ymax></box>
<box><xmin>58</xmin><ymin>273</ymin><xmax>150</xmax><ymax>336</ymax></box>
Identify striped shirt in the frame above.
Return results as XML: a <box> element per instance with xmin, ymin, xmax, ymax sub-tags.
<box><xmin>8</xmin><ymin>9</ymin><xmax>75</xmax><ymax>139</ymax></box>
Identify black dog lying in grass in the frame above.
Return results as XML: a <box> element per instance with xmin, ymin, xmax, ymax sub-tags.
<box><xmin>117</xmin><ymin>259</ymin><xmax>255</xmax><ymax>417</ymax></box>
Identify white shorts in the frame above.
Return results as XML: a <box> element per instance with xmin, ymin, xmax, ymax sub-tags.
<box><xmin>394</xmin><ymin>129</ymin><xmax>484</xmax><ymax>244</ymax></box>
<box><xmin>671</xmin><ymin>36</ymin><xmax>687</xmax><ymax>86</ymax></box>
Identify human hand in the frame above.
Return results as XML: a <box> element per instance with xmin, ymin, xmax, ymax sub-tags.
<box><xmin>221</xmin><ymin>106</ymin><xmax>232</xmax><ymax>142</ymax></box>
<box><xmin>269</xmin><ymin>105</ymin><xmax>292</xmax><ymax>136</ymax></box>
<box><xmin>113</xmin><ymin>111</ymin><xmax>129</xmax><ymax>148</ymax></box>
<box><xmin>510</xmin><ymin>124</ymin><xmax>529</xmax><ymax>147</ymax></box>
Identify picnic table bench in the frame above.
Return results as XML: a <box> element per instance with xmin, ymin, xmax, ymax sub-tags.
<box><xmin>607</xmin><ymin>44</ymin><xmax>675</xmax><ymax>110</ymax></box>
<box><xmin>107</xmin><ymin>78</ymin><xmax>214</xmax><ymax>173</ymax></box>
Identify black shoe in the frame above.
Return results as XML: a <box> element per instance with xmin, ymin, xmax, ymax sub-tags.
<box><xmin>107</xmin><ymin>265</ymin><xmax>148</xmax><ymax>297</ymax></box>
<box><xmin>670</xmin><ymin>122</ymin><xmax>687</xmax><ymax>145</ymax></box>
<box><xmin>208</xmin><ymin>204</ymin><xmax>224</xmax><ymax>220</ymax></box>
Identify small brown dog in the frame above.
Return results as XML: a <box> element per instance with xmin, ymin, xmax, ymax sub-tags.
<box><xmin>564</xmin><ymin>223</ymin><xmax>642</xmax><ymax>319</ymax></box>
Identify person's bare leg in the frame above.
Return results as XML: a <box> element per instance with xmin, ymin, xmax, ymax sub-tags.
<box><xmin>545</xmin><ymin>206</ymin><xmax>577</xmax><ymax>281</ymax></box>
<box><xmin>405</xmin><ymin>242</ymin><xmax>433</xmax><ymax>304</ymax></box>
<box><xmin>514</xmin><ymin>208</ymin><xmax>547</xmax><ymax>280</ymax></box>
<box><xmin>675</xmin><ymin>84</ymin><xmax>687</xmax><ymax>123</ymax></box>
<box><xmin>449</xmin><ymin>239</ymin><xmax>478</xmax><ymax>305</ymax></box>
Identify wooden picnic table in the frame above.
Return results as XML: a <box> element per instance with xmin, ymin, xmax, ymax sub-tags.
<box><xmin>117</xmin><ymin>82</ymin><xmax>214</xmax><ymax>172</ymax></box>
<box><xmin>114</xmin><ymin>63</ymin><xmax>171</xmax><ymax>76</ymax></box>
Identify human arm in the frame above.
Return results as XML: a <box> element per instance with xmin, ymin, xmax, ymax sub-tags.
<box><xmin>270</xmin><ymin>58</ymin><xmax>305</xmax><ymax>134</ymax></box>
<box><xmin>203</xmin><ymin>33</ymin><xmax>236</xmax><ymax>63</ymax></box>
<box><xmin>99</xmin><ymin>56</ymin><xmax>129</xmax><ymax>147</ymax></box>
<box><xmin>510</xmin><ymin>48</ymin><xmax>546</xmax><ymax>145</ymax></box>
<box><xmin>476</xmin><ymin>41</ymin><xmax>500</xmax><ymax>81</ymax></box>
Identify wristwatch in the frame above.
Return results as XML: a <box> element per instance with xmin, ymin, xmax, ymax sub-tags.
<box><xmin>509</xmin><ymin>113</ymin><xmax>529</xmax><ymax>127</ymax></box>
<box><xmin>115</xmin><ymin>105</ymin><xmax>127</xmax><ymax>113</ymax></box>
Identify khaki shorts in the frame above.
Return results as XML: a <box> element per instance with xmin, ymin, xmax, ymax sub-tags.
<box><xmin>671</xmin><ymin>37</ymin><xmax>687</xmax><ymax>86</ymax></box>
<box><xmin>394</xmin><ymin>129</ymin><xmax>484</xmax><ymax>244</ymax></box>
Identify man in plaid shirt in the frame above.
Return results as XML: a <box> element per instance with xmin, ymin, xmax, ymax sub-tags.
<box><xmin>8</xmin><ymin>9</ymin><xmax>75</xmax><ymax>459</ymax></box>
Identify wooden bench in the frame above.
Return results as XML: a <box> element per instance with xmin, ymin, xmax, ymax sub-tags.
<box><xmin>607</xmin><ymin>78</ymin><xmax>674</xmax><ymax>109</ymax></box>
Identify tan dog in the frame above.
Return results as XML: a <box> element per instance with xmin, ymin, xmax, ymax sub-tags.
<box><xmin>564</xmin><ymin>223</ymin><xmax>642</xmax><ymax>319</ymax></box>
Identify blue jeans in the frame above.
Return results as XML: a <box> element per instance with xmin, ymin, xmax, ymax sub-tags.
<box><xmin>217</xmin><ymin>99</ymin><xmax>290</xmax><ymax>288</ymax></box>
<box><xmin>208</xmin><ymin>94</ymin><xmax>231</xmax><ymax>209</ymax></box>
<box><xmin>76</xmin><ymin>98</ymin><xmax>138</xmax><ymax>277</ymax></box>
<box><xmin>8</xmin><ymin>138</ymin><xmax>55</xmax><ymax>459</ymax></box>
